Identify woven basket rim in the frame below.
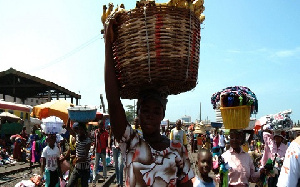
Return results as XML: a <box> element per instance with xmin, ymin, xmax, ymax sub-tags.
<box><xmin>220</xmin><ymin>105</ymin><xmax>251</xmax><ymax>110</ymax></box>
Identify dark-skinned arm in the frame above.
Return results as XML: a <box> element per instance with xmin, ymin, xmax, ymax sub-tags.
<box><xmin>104</xmin><ymin>18</ymin><xmax>129</xmax><ymax>142</ymax></box>
<box><xmin>57</xmin><ymin>157</ymin><xmax>62</xmax><ymax>179</ymax></box>
<box><xmin>40</xmin><ymin>157</ymin><xmax>46</xmax><ymax>177</ymax></box>
<box><xmin>66</xmin><ymin>118</ymin><xmax>76</xmax><ymax>137</ymax></box>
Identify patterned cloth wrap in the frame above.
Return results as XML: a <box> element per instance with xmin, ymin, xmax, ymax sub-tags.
<box><xmin>119</xmin><ymin>125</ymin><xmax>194</xmax><ymax>186</ymax></box>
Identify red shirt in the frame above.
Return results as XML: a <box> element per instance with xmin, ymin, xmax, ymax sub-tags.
<box><xmin>94</xmin><ymin>129</ymin><xmax>109</xmax><ymax>153</ymax></box>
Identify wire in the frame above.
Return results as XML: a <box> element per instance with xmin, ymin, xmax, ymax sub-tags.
<box><xmin>29</xmin><ymin>34</ymin><xmax>102</xmax><ymax>73</ymax></box>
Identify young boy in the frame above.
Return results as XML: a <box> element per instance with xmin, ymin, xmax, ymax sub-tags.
<box><xmin>192</xmin><ymin>149</ymin><xmax>215</xmax><ymax>187</ymax></box>
<box><xmin>41</xmin><ymin>134</ymin><xmax>61</xmax><ymax>187</ymax></box>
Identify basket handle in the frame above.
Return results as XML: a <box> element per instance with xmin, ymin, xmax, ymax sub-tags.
<box><xmin>144</xmin><ymin>6</ymin><xmax>152</xmax><ymax>83</ymax></box>
<box><xmin>185</xmin><ymin>9</ymin><xmax>192</xmax><ymax>81</ymax></box>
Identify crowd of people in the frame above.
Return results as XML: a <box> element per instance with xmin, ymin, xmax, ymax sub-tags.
<box><xmin>3</xmin><ymin>115</ymin><xmax>299</xmax><ymax>187</ymax></box>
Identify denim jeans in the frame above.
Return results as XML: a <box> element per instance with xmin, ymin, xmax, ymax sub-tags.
<box><xmin>113</xmin><ymin>147</ymin><xmax>124</xmax><ymax>186</ymax></box>
<box><xmin>93</xmin><ymin>151</ymin><xmax>107</xmax><ymax>181</ymax></box>
<box><xmin>67</xmin><ymin>167</ymin><xmax>89</xmax><ymax>187</ymax></box>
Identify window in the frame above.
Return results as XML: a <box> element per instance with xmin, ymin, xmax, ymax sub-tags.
<box><xmin>36</xmin><ymin>100</ymin><xmax>38</xmax><ymax>104</ymax></box>
<box><xmin>25</xmin><ymin>113</ymin><xmax>29</xmax><ymax>120</ymax></box>
<box><xmin>20</xmin><ymin>112</ymin><xmax>24</xmax><ymax>119</ymax></box>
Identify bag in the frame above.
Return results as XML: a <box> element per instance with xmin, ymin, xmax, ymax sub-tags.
<box><xmin>60</xmin><ymin>160</ymin><xmax>70</xmax><ymax>174</ymax></box>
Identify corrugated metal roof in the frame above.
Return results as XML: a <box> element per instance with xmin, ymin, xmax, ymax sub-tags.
<box><xmin>0</xmin><ymin>68</ymin><xmax>81</xmax><ymax>102</ymax></box>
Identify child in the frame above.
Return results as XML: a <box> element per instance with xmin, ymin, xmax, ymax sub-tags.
<box><xmin>192</xmin><ymin>149</ymin><xmax>215</xmax><ymax>187</ymax></box>
<box><xmin>41</xmin><ymin>134</ymin><xmax>61</xmax><ymax>187</ymax></box>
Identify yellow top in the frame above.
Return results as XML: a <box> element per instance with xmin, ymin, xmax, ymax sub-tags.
<box><xmin>69</xmin><ymin>134</ymin><xmax>76</xmax><ymax>151</ymax></box>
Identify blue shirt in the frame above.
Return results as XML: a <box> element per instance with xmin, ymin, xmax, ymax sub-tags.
<box><xmin>193</xmin><ymin>176</ymin><xmax>215</xmax><ymax>187</ymax></box>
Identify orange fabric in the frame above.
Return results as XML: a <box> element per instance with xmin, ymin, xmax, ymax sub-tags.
<box><xmin>197</xmin><ymin>136</ymin><xmax>204</xmax><ymax>145</ymax></box>
<box><xmin>32</xmin><ymin>100</ymin><xmax>73</xmax><ymax>124</ymax></box>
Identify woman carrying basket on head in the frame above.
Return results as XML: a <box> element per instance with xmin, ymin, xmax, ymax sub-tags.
<box><xmin>104</xmin><ymin>18</ymin><xmax>194</xmax><ymax>187</ymax></box>
<box><xmin>216</xmin><ymin>129</ymin><xmax>266</xmax><ymax>186</ymax></box>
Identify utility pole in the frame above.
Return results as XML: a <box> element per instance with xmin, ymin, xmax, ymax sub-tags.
<box><xmin>133</xmin><ymin>100</ymin><xmax>136</xmax><ymax>119</ymax></box>
<box><xmin>200</xmin><ymin>102</ymin><xmax>202</xmax><ymax>121</ymax></box>
<box><xmin>100</xmin><ymin>94</ymin><xmax>106</xmax><ymax>113</ymax></box>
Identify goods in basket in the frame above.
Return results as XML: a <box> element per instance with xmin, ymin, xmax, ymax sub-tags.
<box><xmin>101</xmin><ymin>5</ymin><xmax>107</xmax><ymax>25</ymax></box>
<box><xmin>102</xmin><ymin>0</ymin><xmax>205</xmax><ymax>25</ymax></box>
<box><xmin>41</xmin><ymin>116</ymin><xmax>64</xmax><ymax>134</ymax></box>
<box><xmin>211</xmin><ymin>86</ymin><xmax>258</xmax><ymax>129</ymax></box>
<box><xmin>68</xmin><ymin>105</ymin><xmax>97</xmax><ymax>122</ymax></box>
<box><xmin>263</xmin><ymin>109</ymin><xmax>293</xmax><ymax>130</ymax></box>
<box><xmin>211</xmin><ymin>86</ymin><xmax>258</xmax><ymax>114</ymax></box>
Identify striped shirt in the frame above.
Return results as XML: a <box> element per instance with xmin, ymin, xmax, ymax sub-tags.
<box><xmin>75</xmin><ymin>135</ymin><xmax>91</xmax><ymax>170</ymax></box>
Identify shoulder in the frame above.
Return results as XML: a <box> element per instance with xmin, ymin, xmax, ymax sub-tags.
<box><xmin>221</xmin><ymin>149</ymin><xmax>231</xmax><ymax>158</ymax></box>
<box><xmin>42</xmin><ymin>146</ymin><xmax>49</xmax><ymax>152</ymax></box>
<box><xmin>293</xmin><ymin>136</ymin><xmax>300</xmax><ymax>145</ymax></box>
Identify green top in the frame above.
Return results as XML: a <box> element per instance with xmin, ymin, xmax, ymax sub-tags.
<box><xmin>35</xmin><ymin>129</ymin><xmax>42</xmax><ymax>138</ymax></box>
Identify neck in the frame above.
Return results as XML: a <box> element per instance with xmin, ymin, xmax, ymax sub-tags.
<box><xmin>276</xmin><ymin>142</ymin><xmax>281</xmax><ymax>147</ymax></box>
<box><xmin>200</xmin><ymin>173</ymin><xmax>211</xmax><ymax>182</ymax></box>
<box><xmin>79</xmin><ymin>133</ymin><xmax>87</xmax><ymax>140</ymax></box>
<box><xmin>233</xmin><ymin>147</ymin><xmax>241</xmax><ymax>153</ymax></box>
<box><xmin>144</xmin><ymin>132</ymin><xmax>161</xmax><ymax>143</ymax></box>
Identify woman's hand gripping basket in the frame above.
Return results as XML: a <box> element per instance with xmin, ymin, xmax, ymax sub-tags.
<box><xmin>103</xmin><ymin>0</ymin><xmax>205</xmax><ymax>99</ymax></box>
<box><xmin>211</xmin><ymin>86</ymin><xmax>258</xmax><ymax>129</ymax></box>
<box><xmin>68</xmin><ymin>106</ymin><xmax>97</xmax><ymax>123</ymax></box>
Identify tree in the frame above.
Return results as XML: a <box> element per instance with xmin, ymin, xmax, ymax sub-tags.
<box><xmin>125</xmin><ymin>105</ymin><xmax>135</xmax><ymax>125</ymax></box>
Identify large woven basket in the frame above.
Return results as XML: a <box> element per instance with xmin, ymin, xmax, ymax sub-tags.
<box><xmin>220</xmin><ymin>105</ymin><xmax>251</xmax><ymax>129</ymax></box>
<box><xmin>112</xmin><ymin>5</ymin><xmax>201</xmax><ymax>99</ymax></box>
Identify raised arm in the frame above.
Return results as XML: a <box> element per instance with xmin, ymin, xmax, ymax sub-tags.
<box><xmin>104</xmin><ymin>18</ymin><xmax>128</xmax><ymax>142</ymax></box>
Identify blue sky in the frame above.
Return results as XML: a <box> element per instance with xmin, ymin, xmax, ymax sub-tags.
<box><xmin>1</xmin><ymin>0</ymin><xmax>299</xmax><ymax>123</ymax></box>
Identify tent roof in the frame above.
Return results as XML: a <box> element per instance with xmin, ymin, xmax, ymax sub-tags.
<box><xmin>0</xmin><ymin>68</ymin><xmax>81</xmax><ymax>104</ymax></box>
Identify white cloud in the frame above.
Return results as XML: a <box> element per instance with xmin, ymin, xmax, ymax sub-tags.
<box><xmin>273</xmin><ymin>47</ymin><xmax>300</xmax><ymax>58</ymax></box>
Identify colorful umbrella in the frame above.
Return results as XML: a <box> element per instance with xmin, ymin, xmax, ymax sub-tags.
<box><xmin>32</xmin><ymin>99</ymin><xmax>73</xmax><ymax>124</ymax></box>
<box><xmin>0</xmin><ymin>111</ymin><xmax>21</xmax><ymax>122</ymax></box>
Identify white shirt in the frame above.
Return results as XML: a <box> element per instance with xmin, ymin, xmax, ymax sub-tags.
<box><xmin>219</xmin><ymin>134</ymin><xmax>225</xmax><ymax>147</ymax></box>
<box><xmin>170</xmin><ymin>128</ymin><xmax>184</xmax><ymax>145</ymax></box>
<box><xmin>277</xmin><ymin>137</ymin><xmax>300</xmax><ymax>187</ymax></box>
<box><xmin>41</xmin><ymin>145</ymin><xmax>60</xmax><ymax>171</ymax></box>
